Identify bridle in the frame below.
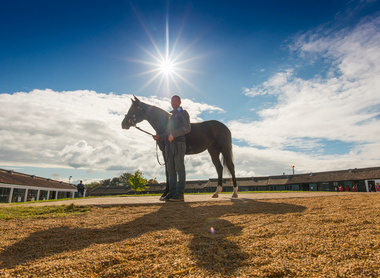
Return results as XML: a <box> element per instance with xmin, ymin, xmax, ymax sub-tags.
<box><xmin>127</xmin><ymin>113</ymin><xmax>139</xmax><ymax>128</ymax></box>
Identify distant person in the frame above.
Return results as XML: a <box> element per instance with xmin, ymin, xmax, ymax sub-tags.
<box><xmin>77</xmin><ymin>180</ymin><xmax>85</xmax><ymax>197</ymax></box>
<box><xmin>339</xmin><ymin>185</ymin><xmax>343</xmax><ymax>192</ymax></box>
<box><xmin>352</xmin><ymin>185</ymin><xmax>357</xmax><ymax>192</ymax></box>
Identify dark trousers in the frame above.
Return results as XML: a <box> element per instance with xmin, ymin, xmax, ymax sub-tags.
<box><xmin>165</xmin><ymin>141</ymin><xmax>186</xmax><ymax>196</ymax></box>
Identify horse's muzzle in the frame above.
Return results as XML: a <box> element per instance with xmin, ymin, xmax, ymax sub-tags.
<box><xmin>121</xmin><ymin>119</ymin><xmax>131</xmax><ymax>130</ymax></box>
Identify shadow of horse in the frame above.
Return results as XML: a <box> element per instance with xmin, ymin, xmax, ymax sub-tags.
<box><xmin>0</xmin><ymin>199</ymin><xmax>306</xmax><ymax>274</ymax></box>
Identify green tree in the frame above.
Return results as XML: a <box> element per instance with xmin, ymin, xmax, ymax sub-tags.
<box><xmin>119</xmin><ymin>172</ymin><xmax>133</xmax><ymax>187</ymax></box>
<box><xmin>102</xmin><ymin>179</ymin><xmax>111</xmax><ymax>187</ymax></box>
<box><xmin>85</xmin><ymin>181</ymin><xmax>102</xmax><ymax>196</ymax></box>
<box><xmin>128</xmin><ymin>170</ymin><xmax>148</xmax><ymax>194</ymax></box>
<box><xmin>147</xmin><ymin>178</ymin><xmax>158</xmax><ymax>184</ymax></box>
<box><xmin>110</xmin><ymin>177</ymin><xmax>120</xmax><ymax>186</ymax></box>
<box><xmin>85</xmin><ymin>181</ymin><xmax>102</xmax><ymax>190</ymax></box>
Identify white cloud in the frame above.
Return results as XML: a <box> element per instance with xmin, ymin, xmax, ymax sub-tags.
<box><xmin>0</xmin><ymin>89</ymin><xmax>225</xmax><ymax>181</ymax></box>
<box><xmin>244</xmin><ymin>69</ymin><xmax>294</xmax><ymax>98</ymax></box>
<box><xmin>234</xmin><ymin>14</ymin><xmax>380</xmax><ymax>174</ymax></box>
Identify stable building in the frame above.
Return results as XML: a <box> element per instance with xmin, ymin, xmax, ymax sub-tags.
<box><xmin>206</xmin><ymin>167</ymin><xmax>380</xmax><ymax>193</ymax></box>
<box><xmin>87</xmin><ymin>166</ymin><xmax>380</xmax><ymax>197</ymax></box>
<box><xmin>0</xmin><ymin>168</ymin><xmax>77</xmax><ymax>203</ymax></box>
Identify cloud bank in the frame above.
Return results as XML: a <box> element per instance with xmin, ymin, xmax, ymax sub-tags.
<box><xmin>236</xmin><ymin>14</ymin><xmax>380</xmax><ymax>174</ymax></box>
<box><xmin>0</xmin><ymin>90</ymin><xmax>223</xmax><ymax>181</ymax></box>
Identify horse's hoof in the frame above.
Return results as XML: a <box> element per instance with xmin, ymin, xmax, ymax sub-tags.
<box><xmin>231</xmin><ymin>193</ymin><xmax>238</xmax><ymax>198</ymax></box>
<box><xmin>212</xmin><ymin>194</ymin><xmax>219</xmax><ymax>198</ymax></box>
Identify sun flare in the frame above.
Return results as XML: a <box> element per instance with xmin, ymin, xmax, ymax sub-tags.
<box><xmin>159</xmin><ymin>59</ymin><xmax>175</xmax><ymax>75</ymax></box>
<box><xmin>128</xmin><ymin>6</ymin><xmax>201</xmax><ymax>95</ymax></box>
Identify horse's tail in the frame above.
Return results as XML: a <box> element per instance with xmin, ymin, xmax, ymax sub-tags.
<box><xmin>221</xmin><ymin>142</ymin><xmax>234</xmax><ymax>174</ymax></box>
<box><xmin>219</xmin><ymin>126</ymin><xmax>237</xmax><ymax>186</ymax></box>
<box><xmin>222</xmin><ymin>145</ymin><xmax>233</xmax><ymax>173</ymax></box>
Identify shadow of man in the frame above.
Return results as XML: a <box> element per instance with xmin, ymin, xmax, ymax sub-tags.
<box><xmin>0</xmin><ymin>198</ymin><xmax>306</xmax><ymax>274</ymax></box>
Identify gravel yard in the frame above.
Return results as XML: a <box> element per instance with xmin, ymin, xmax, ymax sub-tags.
<box><xmin>0</xmin><ymin>193</ymin><xmax>379</xmax><ymax>277</ymax></box>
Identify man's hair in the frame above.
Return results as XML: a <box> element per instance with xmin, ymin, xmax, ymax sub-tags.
<box><xmin>171</xmin><ymin>95</ymin><xmax>181</xmax><ymax>101</ymax></box>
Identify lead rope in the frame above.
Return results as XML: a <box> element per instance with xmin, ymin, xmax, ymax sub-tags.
<box><xmin>134</xmin><ymin>126</ymin><xmax>166</xmax><ymax>166</ymax></box>
<box><xmin>155</xmin><ymin>142</ymin><xmax>166</xmax><ymax>166</ymax></box>
<box><xmin>134</xmin><ymin>126</ymin><xmax>154</xmax><ymax>136</ymax></box>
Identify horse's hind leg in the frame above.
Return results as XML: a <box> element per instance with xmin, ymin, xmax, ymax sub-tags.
<box><xmin>208</xmin><ymin>145</ymin><xmax>223</xmax><ymax>198</ymax></box>
<box><xmin>228</xmin><ymin>162</ymin><xmax>238</xmax><ymax>198</ymax></box>
<box><xmin>222</xmin><ymin>149</ymin><xmax>238</xmax><ymax>198</ymax></box>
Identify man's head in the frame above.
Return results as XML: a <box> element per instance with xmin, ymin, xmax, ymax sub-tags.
<box><xmin>171</xmin><ymin>95</ymin><xmax>181</xmax><ymax>110</ymax></box>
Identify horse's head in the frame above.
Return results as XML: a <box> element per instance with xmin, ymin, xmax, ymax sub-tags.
<box><xmin>121</xmin><ymin>96</ymin><xmax>145</xmax><ymax>130</ymax></box>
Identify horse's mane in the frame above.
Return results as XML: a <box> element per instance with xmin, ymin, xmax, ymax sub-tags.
<box><xmin>140</xmin><ymin>101</ymin><xmax>170</xmax><ymax>119</ymax></box>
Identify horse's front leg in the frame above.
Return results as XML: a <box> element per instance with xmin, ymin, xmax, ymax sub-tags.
<box><xmin>159</xmin><ymin>170</ymin><xmax>169</xmax><ymax>200</ymax></box>
<box><xmin>159</xmin><ymin>150</ymin><xmax>170</xmax><ymax>201</ymax></box>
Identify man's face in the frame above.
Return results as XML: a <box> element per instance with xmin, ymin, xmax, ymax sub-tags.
<box><xmin>171</xmin><ymin>96</ymin><xmax>181</xmax><ymax>110</ymax></box>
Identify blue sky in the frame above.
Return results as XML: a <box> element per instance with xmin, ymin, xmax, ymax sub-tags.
<box><xmin>1</xmin><ymin>0</ymin><xmax>380</xmax><ymax>184</ymax></box>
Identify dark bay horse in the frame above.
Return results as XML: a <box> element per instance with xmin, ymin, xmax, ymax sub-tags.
<box><xmin>121</xmin><ymin>96</ymin><xmax>238</xmax><ymax>198</ymax></box>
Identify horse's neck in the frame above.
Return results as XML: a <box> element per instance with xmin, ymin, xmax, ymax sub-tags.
<box><xmin>142</xmin><ymin>103</ymin><xmax>169</xmax><ymax>134</ymax></box>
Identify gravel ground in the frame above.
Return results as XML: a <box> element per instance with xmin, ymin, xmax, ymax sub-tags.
<box><xmin>0</xmin><ymin>192</ymin><xmax>379</xmax><ymax>277</ymax></box>
<box><xmin>0</xmin><ymin>192</ymin><xmax>354</xmax><ymax>207</ymax></box>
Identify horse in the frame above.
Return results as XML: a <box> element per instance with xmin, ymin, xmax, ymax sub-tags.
<box><xmin>121</xmin><ymin>96</ymin><xmax>238</xmax><ymax>198</ymax></box>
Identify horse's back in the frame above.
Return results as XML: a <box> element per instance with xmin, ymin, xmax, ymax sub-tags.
<box><xmin>185</xmin><ymin>120</ymin><xmax>231</xmax><ymax>154</ymax></box>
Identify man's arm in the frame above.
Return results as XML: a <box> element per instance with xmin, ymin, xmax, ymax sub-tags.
<box><xmin>170</xmin><ymin>110</ymin><xmax>191</xmax><ymax>139</ymax></box>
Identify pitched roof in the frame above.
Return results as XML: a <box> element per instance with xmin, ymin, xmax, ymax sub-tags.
<box><xmin>183</xmin><ymin>180</ymin><xmax>209</xmax><ymax>189</ymax></box>
<box><xmin>0</xmin><ymin>168</ymin><xmax>76</xmax><ymax>190</ymax></box>
<box><xmin>286</xmin><ymin>167</ymin><xmax>380</xmax><ymax>184</ymax></box>
<box><xmin>203</xmin><ymin>167</ymin><xmax>380</xmax><ymax>188</ymax></box>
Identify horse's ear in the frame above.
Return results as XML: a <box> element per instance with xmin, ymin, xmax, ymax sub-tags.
<box><xmin>131</xmin><ymin>95</ymin><xmax>140</xmax><ymax>106</ymax></box>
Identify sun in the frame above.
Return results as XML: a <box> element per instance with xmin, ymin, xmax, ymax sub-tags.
<box><xmin>127</xmin><ymin>5</ymin><xmax>201</xmax><ymax>95</ymax></box>
<box><xmin>159</xmin><ymin>59</ymin><xmax>175</xmax><ymax>76</ymax></box>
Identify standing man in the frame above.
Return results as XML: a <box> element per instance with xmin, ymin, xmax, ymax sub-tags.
<box><xmin>153</xmin><ymin>95</ymin><xmax>191</xmax><ymax>202</ymax></box>
<box><xmin>77</xmin><ymin>180</ymin><xmax>85</xmax><ymax>197</ymax></box>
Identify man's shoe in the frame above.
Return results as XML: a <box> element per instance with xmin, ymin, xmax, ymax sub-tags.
<box><xmin>169</xmin><ymin>194</ymin><xmax>184</xmax><ymax>202</ymax></box>
<box><xmin>159</xmin><ymin>193</ymin><xmax>168</xmax><ymax>201</ymax></box>
<box><xmin>163</xmin><ymin>194</ymin><xmax>173</xmax><ymax>202</ymax></box>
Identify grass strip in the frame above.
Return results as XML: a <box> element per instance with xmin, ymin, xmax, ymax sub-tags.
<box><xmin>0</xmin><ymin>204</ymin><xmax>91</xmax><ymax>220</ymax></box>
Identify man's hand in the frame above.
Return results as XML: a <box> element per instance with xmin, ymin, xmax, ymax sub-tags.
<box><xmin>168</xmin><ymin>134</ymin><xmax>174</xmax><ymax>142</ymax></box>
<box><xmin>153</xmin><ymin>135</ymin><xmax>159</xmax><ymax>141</ymax></box>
